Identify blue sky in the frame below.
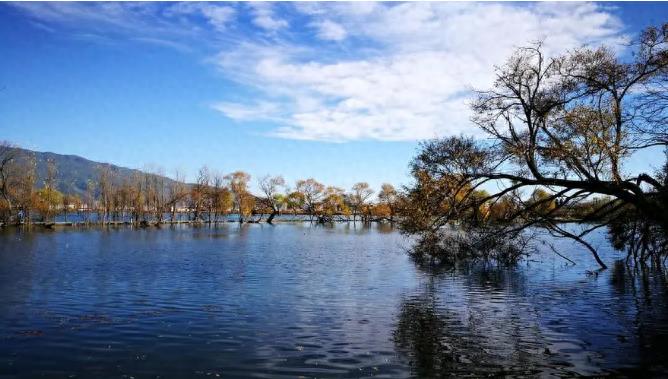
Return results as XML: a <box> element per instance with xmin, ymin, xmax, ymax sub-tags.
<box><xmin>1</xmin><ymin>2</ymin><xmax>666</xmax><ymax>192</ymax></box>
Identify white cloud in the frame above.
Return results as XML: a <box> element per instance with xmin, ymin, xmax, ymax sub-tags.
<box><xmin>11</xmin><ymin>2</ymin><xmax>156</xmax><ymax>32</ymax></box>
<box><xmin>212</xmin><ymin>101</ymin><xmax>285</xmax><ymax>122</ymax></box>
<box><xmin>214</xmin><ymin>2</ymin><xmax>627</xmax><ymax>142</ymax></box>
<box><xmin>197</xmin><ymin>5</ymin><xmax>236</xmax><ymax>32</ymax></box>
<box><xmin>248</xmin><ymin>2</ymin><xmax>288</xmax><ymax>31</ymax></box>
<box><xmin>11</xmin><ymin>2</ymin><xmax>238</xmax><ymax>46</ymax></box>
<box><xmin>11</xmin><ymin>1</ymin><xmax>629</xmax><ymax>142</ymax></box>
<box><xmin>312</xmin><ymin>20</ymin><xmax>347</xmax><ymax>41</ymax></box>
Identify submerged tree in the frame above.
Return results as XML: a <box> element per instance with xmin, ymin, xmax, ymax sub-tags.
<box><xmin>35</xmin><ymin>159</ymin><xmax>62</xmax><ymax>223</ymax></box>
<box><xmin>210</xmin><ymin>172</ymin><xmax>233</xmax><ymax>223</ymax></box>
<box><xmin>285</xmin><ymin>190</ymin><xmax>305</xmax><ymax>216</ymax></box>
<box><xmin>191</xmin><ymin>166</ymin><xmax>210</xmax><ymax>222</ymax></box>
<box><xmin>258</xmin><ymin>175</ymin><xmax>286</xmax><ymax>224</ymax></box>
<box><xmin>377</xmin><ymin>183</ymin><xmax>399</xmax><ymax>223</ymax></box>
<box><xmin>348</xmin><ymin>182</ymin><xmax>374</xmax><ymax>224</ymax></box>
<box><xmin>320</xmin><ymin>186</ymin><xmax>349</xmax><ymax>223</ymax></box>
<box><xmin>0</xmin><ymin>142</ymin><xmax>20</xmax><ymax>223</ymax></box>
<box><xmin>167</xmin><ymin>170</ymin><xmax>188</xmax><ymax>222</ymax></box>
<box><xmin>9</xmin><ymin>153</ymin><xmax>37</xmax><ymax>225</ymax></box>
<box><xmin>296</xmin><ymin>178</ymin><xmax>325</xmax><ymax>222</ymax></box>
<box><xmin>226</xmin><ymin>171</ymin><xmax>253</xmax><ymax>223</ymax></box>
<box><xmin>97</xmin><ymin>165</ymin><xmax>114</xmax><ymax>225</ymax></box>
<box><xmin>400</xmin><ymin>24</ymin><xmax>668</xmax><ymax>269</ymax></box>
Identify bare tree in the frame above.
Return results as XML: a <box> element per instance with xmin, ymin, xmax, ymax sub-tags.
<box><xmin>128</xmin><ymin>173</ymin><xmax>143</xmax><ymax>225</ymax></box>
<box><xmin>97</xmin><ymin>165</ymin><xmax>114</xmax><ymax>225</ymax></box>
<box><xmin>37</xmin><ymin>159</ymin><xmax>61</xmax><ymax>224</ymax></box>
<box><xmin>14</xmin><ymin>154</ymin><xmax>37</xmax><ymax>225</ymax></box>
<box><xmin>191</xmin><ymin>166</ymin><xmax>210</xmax><ymax>222</ymax></box>
<box><xmin>142</xmin><ymin>166</ymin><xmax>167</xmax><ymax>224</ymax></box>
<box><xmin>167</xmin><ymin>170</ymin><xmax>188</xmax><ymax>223</ymax></box>
<box><xmin>0</xmin><ymin>142</ymin><xmax>19</xmax><ymax>223</ymax></box>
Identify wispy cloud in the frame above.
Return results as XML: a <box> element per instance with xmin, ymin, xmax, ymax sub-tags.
<box><xmin>164</xmin><ymin>2</ymin><xmax>236</xmax><ymax>33</ymax></box>
<box><xmin>8</xmin><ymin>1</ymin><xmax>628</xmax><ymax>142</ymax></box>
<box><xmin>248</xmin><ymin>2</ymin><xmax>288</xmax><ymax>32</ymax></box>
<box><xmin>212</xmin><ymin>101</ymin><xmax>286</xmax><ymax>123</ymax></box>
<box><xmin>213</xmin><ymin>2</ymin><xmax>626</xmax><ymax>142</ymax></box>
<box><xmin>9</xmin><ymin>2</ymin><xmax>235</xmax><ymax>47</ymax></box>
<box><xmin>311</xmin><ymin>19</ymin><xmax>347</xmax><ymax>41</ymax></box>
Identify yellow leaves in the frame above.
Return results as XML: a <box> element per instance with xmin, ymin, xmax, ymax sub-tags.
<box><xmin>320</xmin><ymin>186</ymin><xmax>347</xmax><ymax>217</ymax></box>
<box><xmin>238</xmin><ymin>192</ymin><xmax>255</xmax><ymax>218</ymax></box>
<box><xmin>370</xmin><ymin>203</ymin><xmax>392</xmax><ymax>218</ymax></box>
<box><xmin>529</xmin><ymin>188</ymin><xmax>556</xmax><ymax>215</ymax></box>
<box><xmin>215</xmin><ymin>189</ymin><xmax>234</xmax><ymax>214</ymax></box>
<box><xmin>34</xmin><ymin>187</ymin><xmax>64</xmax><ymax>220</ymax></box>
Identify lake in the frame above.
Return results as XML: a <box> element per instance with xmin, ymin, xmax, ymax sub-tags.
<box><xmin>0</xmin><ymin>224</ymin><xmax>667</xmax><ymax>378</ymax></box>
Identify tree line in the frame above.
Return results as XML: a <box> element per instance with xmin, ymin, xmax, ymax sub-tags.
<box><xmin>0</xmin><ymin>144</ymin><xmax>400</xmax><ymax>227</ymax></box>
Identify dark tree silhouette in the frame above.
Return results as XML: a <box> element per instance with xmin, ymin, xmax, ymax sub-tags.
<box><xmin>400</xmin><ymin>24</ymin><xmax>668</xmax><ymax>269</ymax></box>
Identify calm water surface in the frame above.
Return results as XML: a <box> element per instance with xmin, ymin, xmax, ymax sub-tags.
<box><xmin>0</xmin><ymin>224</ymin><xmax>667</xmax><ymax>378</ymax></box>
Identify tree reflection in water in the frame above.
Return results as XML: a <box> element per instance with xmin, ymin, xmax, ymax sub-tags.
<box><xmin>393</xmin><ymin>269</ymin><xmax>550</xmax><ymax>377</ymax></box>
<box><xmin>393</xmin><ymin>290</ymin><xmax>502</xmax><ymax>377</ymax></box>
<box><xmin>393</xmin><ymin>260</ymin><xmax>668</xmax><ymax>377</ymax></box>
<box><xmin>609</xmin><ymin>260</ymin><xmax>668</xmax><ymax>376</ymax></box>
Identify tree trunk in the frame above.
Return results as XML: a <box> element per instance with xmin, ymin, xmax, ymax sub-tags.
<box><xmin>267</xmin><ymin>210</ymin><xmax>278</xmax><ymax>224</ymax></box>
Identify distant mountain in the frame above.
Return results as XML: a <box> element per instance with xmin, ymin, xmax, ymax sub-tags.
<box><xmin>17</xmin><ymin>148</ymin><xmax>179</xmax><ymax>196</ymax></box>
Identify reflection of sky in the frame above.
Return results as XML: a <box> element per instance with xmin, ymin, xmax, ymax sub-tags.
<box><xmin>0</xmin><ymin>225</ymin><xmax>666</xmax><ymax>376</ymax></box>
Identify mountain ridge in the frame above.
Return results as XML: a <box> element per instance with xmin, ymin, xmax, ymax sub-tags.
<box><xmin>16</xmin><ymin>147</ymin><xmax>179</xmax><ymax>196</ymax></box>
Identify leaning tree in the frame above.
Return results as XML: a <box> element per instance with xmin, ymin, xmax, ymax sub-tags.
<box><xmin>401</xmin><ymin>24</ymin><xmax>668</xmax><ymax>269</ymax></box>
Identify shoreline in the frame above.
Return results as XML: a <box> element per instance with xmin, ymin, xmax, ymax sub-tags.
<box><xmin>0</xmin><ymin>218</ymin><xmax>396</xmax><ymax>229</ymax></box>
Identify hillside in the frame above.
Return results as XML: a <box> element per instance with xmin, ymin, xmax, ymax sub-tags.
<box><xmin>17</xmin><ymin>148</ymin><xmax>179</xmax><ymax>196</ymax></box>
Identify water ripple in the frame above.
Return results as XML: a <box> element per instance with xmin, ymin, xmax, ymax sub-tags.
<box><xmin>0</xmin><ymin>224</ymin><xmax>666</xmax><ymax>377</ymax></box>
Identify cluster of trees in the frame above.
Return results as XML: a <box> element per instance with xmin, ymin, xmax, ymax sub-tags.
<box><xmin>400</xmin><ymin>23</ymin><xmax>668</xmax><ymax>269</ymax></box>
<box><xmin>187</xmin><ymin>173</ymin><xmax>400</xmax><ymax>225</ymax></box>
<box><xmin>279</xmin><ymin>179</ymin><xmax>400</xmax><ymax>224</ymax></box>
<box><xmin>0</xmin><ymin>143</ymin><xmax>401</xmax><ymax>227</ymax></box>
<box><xmin>0</xmin><ymin>144</ymin><xmax>59</xmax><ymax>224</ymax></box>
<box><xmin>0</xmin><ymin>145</ymin><xmax>186</xmax><ymax>226</ymax></box>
